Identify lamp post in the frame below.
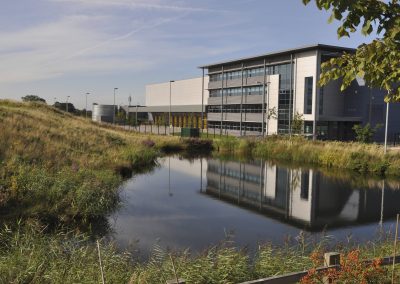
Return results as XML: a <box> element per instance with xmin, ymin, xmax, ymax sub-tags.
<box><xmin>113</xmin><ymin>88</ymin><xmax>118</xmax><ymax>124</ymax></box>
<box><xmin>169</xmin><ymin>80</ymin><xmax>175</xmax><ymax>131</ymax></box>
<box><xmin>66</xmin><ymin>96</ymin><xmax>70</xmax><ymax>112</ymax></box>
<box><xmin>384</xmin><ymin>100</ymin><xmax>390</xmax><ymax>154</ymax></box>
<box><xmin>168</xmin><ymin>156</ymin><xmax>173</xmax><ymax>197</ymax></box>
<box><xmin>85</xmin><ymin>92</ymin><xmax>90</xmax><ymax>119</ymax></box>
<box><xmin>266</xmin><ymin>80</ymin><xmax>271</xmax><ymax>136</ymax></box>
<box><xmin>136</xmin><ymin>102</ymin><xmax>138</xmax><ymax>127</ymax></box>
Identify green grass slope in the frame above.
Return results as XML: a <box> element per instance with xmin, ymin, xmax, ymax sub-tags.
<box><xmin>0</xmin><ymin>99</ymin><xmax>181</xmax><ymax>222</ymax></box>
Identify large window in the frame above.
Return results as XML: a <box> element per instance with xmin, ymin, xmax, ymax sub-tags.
<box><xmin>208</xmin><ymin>104</ymin><xmax>265</xmax><ymax>113</ymax></box>
<box><xmin>208</xmin><ymin>121</ymin><xmax>262</xmax><ymax>132</ymax></box>
<box><xmin>209</xmin><ymin>86</ymin><xmax>264</xmax><ymax>98</ymax></box>
<box><xmin>304</xmin><ymin>77</ymin><xmax>313</xmax><ymax>114</ymax></box>
<box><xmin>319</xmin><ymin>87</ymin><xmax>324</xmax><ymax>115</ymax></box>
<box><xmin>300</xmin><ymin>171</ymin><xmax>310</xmax><ymax>200</ymax></box>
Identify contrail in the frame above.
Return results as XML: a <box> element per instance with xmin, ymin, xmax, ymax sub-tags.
<box><xmin>52</xmin><ymin>13</ymin><xmax>186</xmax><ymax>64</ymax></box>
<box><xmin>49</xmin><ymin>0</ymin><xmax>229</xmax><ymax>13</ymax></box>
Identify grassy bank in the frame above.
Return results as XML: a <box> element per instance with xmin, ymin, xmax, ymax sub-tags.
<box><xmin>0</xmin><ymin>223</ymin><xmax>398</xmax><ymax>283</ymax></box>
<box><xmin>213</xmin><ymin>135</ymin><xmax>400</xmax><ymax>177</ymax></box>
<box><xmin>0</xmin><ymin>100</ymin><xmax>207</xmax><ymax>224</ymax></box>
<box><xmin>1</xmin><ymin>99</ymin><xmax>399</xmax><ymax>283</ymax></box>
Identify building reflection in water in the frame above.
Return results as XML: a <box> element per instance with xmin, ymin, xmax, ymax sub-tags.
<box><xmin>205</xmin><ymin>159</ymin><xmax>400</xmax><ymax>231</ymax></box>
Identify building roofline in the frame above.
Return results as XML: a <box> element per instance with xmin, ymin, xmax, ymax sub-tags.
<box><xmin>145</xmin><ymin>76</ymin><xmax>204</xmax><ymax>87</ymax></box>
<box><xmin>198</xmin><ymin>44</ymin><xmax>355</xmax><ymax>68</ymax></box>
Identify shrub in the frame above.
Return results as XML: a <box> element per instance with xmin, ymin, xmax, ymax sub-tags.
<box><xmin>300</xmin><ymin>250</ymin><xmax>388</xmax><ymax>284</ymax></box>
<box><xmin>181</xmin><ymin>138</ymin><xmax>213</xmax><ymax>152</ymax></box>
<box><xmin>353</xmin><ymin>123</ymin><xmax>382</xmax><ymax>143</ymax></box>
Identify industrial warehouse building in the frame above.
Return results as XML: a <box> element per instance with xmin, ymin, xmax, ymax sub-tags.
<box><xmin>124</xmin><ymin>77</ymin><xmax>209</xmax><ymax>129</ymax></box>
<box><xmin>123</xmin><ymin>44</ymin><xmax>399</xmax><ymax>141</ymax></box>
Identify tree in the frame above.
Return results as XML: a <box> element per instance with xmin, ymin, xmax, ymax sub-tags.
<box><xmin>291</xmin><ymin>112</ymin><xmax>304</xmax><ymax>134</ymax></box>
<box><xmin>353</xmin><ymin>123</ymin><xmax>382</xmax><ymax>143</ymax></box>
<box><xmin>116</xmin><ymin>110</ymin><xmax>126</xmax><ymax>124</ymax></box>
<box><xmin>54</xmin><ymin>102</ymin><xmax>76</xmax><ymax>113</ymax></box>
<box><xmin>302</xmin><ymin>0</ymin><xmax>400</xmax><ymax>101</ymax></box>
<box><xmin>22</xmin><ymin>95</ymin><xmax>46</xmax><ymax>103</ymax></box>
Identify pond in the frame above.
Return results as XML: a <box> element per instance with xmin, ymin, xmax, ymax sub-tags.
<box><xmin>109</xmin><ymin>156</ymin><xmax>400</xmax><ymax>253</ymax></box>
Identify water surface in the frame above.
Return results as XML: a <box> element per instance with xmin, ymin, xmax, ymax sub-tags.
<box><xmin>109</xmin><ymin>156</ymin><xmax>400</xmax><ymax>253</ymax></box>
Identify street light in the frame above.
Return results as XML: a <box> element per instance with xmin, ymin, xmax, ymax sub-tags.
<box><xmin>66</xmin><ymin>96</ymin><xmax>70</xmax><ymax>112</ymax></box>
<box><xmin>384</xmin><ymin>98</ymin><xmax>390</xmax><ymax>154</ymax></box>
<box><xmin>169</xmin><ymin>80</ymin><xmax>175</xmax><ymax>131</ymax></box>
<box><xmin>113</xmin><ymin>88</ymin><xmax>118</xmax><ymax>124</ymax></box>
<box><xmin>85</xmin><ymin>92</ymin><xmax>90</xmax><ymax>119</ymax></box>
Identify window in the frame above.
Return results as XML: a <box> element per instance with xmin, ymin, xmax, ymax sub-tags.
<box><xmin>304</xmin><ymin>77</ymin><xmax>313</xmax><ymax>114</ymax></box>
<box><xmin>319</xmin><ymin>87</ymin><xmax>324</xmax><ymax>115</ymax></box>
<box><xmin>300</xmin><ymin>171</ymin><xmax>310</xmax><ymax>200</ymax></box>
<box><xmin>209</xmin><ymin>86</ymin><xmax>265</xmax><ymax>98</ymax></box>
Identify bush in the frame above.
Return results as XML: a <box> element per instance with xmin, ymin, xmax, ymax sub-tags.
<box><xmin>300</xmin><ymin>250</ymin><xmax>389</xmax><ymax>284</ymax></box>
<box><xmin>181</xmin><ymin>138</ymin><xmax>213</xmax><ymax>152</ymax></box>
<box><xmin>353</xmin><ymin>123</ymin><xmax>382</xmax><ymax>143</ymax></box>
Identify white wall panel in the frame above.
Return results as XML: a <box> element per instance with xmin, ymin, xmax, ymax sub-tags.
<box><xmin>146</xmin><ymin>77</ymin><xmax>209</xmax><ymax>107</ymax></box>
<box><xmin>294</xmin><ymin>51</ymin><xmax>318</xmax><ymax>120</ymax></box>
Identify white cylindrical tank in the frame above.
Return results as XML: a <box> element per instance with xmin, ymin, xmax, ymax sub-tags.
<box><xmin>92</xmin><ymin>104</ymin><xmax>115</xmax><ymax>123</ymax></box>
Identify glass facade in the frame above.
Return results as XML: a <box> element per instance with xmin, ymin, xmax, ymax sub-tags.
<box><xmin>274</xmin><ymin>63</ymin><xmax>293</xmax><ymax>133</ymax></box>
<box><xmin>208</xmin><ymin>121</ymin><xmax>262</xmax><ymax>132</ymax></box>
<box><xmin>300</xmin><ymin>170</ymin><xmax>310</xmax><ymax>200</ymax></box>
<box><xmin>209</xmin><ymin>86</ymin><xmax>264</xmax><ymax>97</ymax></box>
<box><xmin>208</xmin><ymin>104</ymin><xmax>265</xmax><ymax>113</ymax></box>
<box><xmin>319</xmin><ymin>87</ymin><xmax>324</xmax><ymax>115</ymax></box>
<box><xmin>208</xmin><ymin>63</ymin><xmax>294</xmax><ymax>134</ymax></box>
<box><xmin>304</xmin><ymin>77</ymin><xmax>313</xmax><ymax>114</ymax></box>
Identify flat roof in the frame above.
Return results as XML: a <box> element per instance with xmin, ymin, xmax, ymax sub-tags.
<box><xmin>199</xmin><ymin>44</ymin><xmax>355</xmax><ymax>68</ymax></box>
<box><xmin>124</xmin><ymin>105</ymin><xmax>205</xmax><ymax>113</ymax></box>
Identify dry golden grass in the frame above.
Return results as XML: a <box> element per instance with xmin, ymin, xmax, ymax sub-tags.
<box><xmin>0</xmin><ymin>99</ymin><xmax>183</xmax><ymax>221</ymax></box>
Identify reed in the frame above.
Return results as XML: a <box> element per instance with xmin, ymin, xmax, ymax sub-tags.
<box><xmin>214</xmin><ymin>135</ymin><xmax>400</xmax><ymax>177</ymax></box>
<box><xmin>0</xmin><ymin>223</ymin><xmax>398</xmax><ymax>284</ymax></box>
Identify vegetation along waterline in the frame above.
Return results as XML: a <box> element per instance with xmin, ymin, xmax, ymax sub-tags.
<box><xmin>0</xmin><ymin>99</ymin><xmax>211</xmax><ymax>225</ymax></box>
<box><xmin>1</xmin><ymin>99</ymin><xmax>399</xmax><ymax>283</ymax></box>
<box><xmin>213</xmin><ymin>135</ymin><xmax>400</xmax><ymax>178</ymax></box>
<box><xmin>0</xmin><ymin>222</ymin><xmax>399</xmax><ymax>284</ymax></box>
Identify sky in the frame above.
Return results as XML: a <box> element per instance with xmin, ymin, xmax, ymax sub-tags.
<box><xmin>0</xmin><ymin>0</ymin><xmax>374</xmax><ymax>109</ymax></box>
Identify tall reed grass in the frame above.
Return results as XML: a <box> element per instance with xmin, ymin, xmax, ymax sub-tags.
<box><xmin>214</xmin><ymin>135</ymin><xmax>400</xmax><ymax>177</ymax></box>
<box><xmin>0</xmin><ymin>223</ymin><xmax>397</xmax><ymax>284</ymax></box>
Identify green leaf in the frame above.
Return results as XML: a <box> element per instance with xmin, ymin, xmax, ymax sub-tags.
<box><xmin>361</xmin><ymin>20</ymin><xmax>372</xmax><ymax>36</ymax></box>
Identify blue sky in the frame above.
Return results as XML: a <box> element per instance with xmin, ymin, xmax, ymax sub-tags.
<box><xmin>0</xmin><ymin>0</ymin><xmax>373</xmax><ymax>108</ymax></box>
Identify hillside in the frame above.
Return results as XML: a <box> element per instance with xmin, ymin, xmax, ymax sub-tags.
<box><xmin>0</xmin><ymin>99</ymin><xmax>180</xmax><ymax>222</ymax></box>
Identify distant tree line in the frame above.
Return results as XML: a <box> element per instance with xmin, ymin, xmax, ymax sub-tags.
<box><xmin>21</xmin><ymin>95</ymin><xmax>91</xmax><ymax>117</ymax></box>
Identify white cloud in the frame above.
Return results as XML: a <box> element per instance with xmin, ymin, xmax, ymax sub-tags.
<box><xmin>48</xmin><ymin>0</ymin><xmax>222</xmax><ymax>13</ymax></box>
<box><xmin>0</xmin><ymin>0</ymin><xmax>232</xmax><ymax>84</ymax></box>
<box><xmin>0</xmin><ymin>10</ymin><xmax>182</xmax><ymax>83</ymax></box>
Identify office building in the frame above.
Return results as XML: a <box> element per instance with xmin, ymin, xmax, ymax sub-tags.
<box><xmin>200</xmin><ymin>44</ymin><xmax>400</xmax><ymax>140</ymax></box>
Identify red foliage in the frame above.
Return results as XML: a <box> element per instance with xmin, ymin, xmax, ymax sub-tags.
<box><xmin>300</xmin><ymin>250</ymin><xmax>387</xmax><ymax>284</ymax></box>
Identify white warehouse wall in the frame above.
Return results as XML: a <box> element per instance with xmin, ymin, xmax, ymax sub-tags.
<box><xmin>146</xmin><ymin>77</ymin><xmax>209</xmax><ymax>107</ymax></box>
<box><xmin>293</xmin><ymin>50</ymin><xmax>318</xmax><ymax>120</ymax></box>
